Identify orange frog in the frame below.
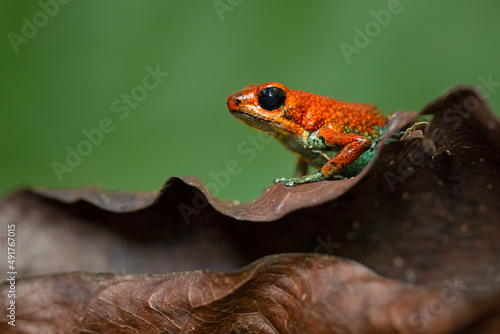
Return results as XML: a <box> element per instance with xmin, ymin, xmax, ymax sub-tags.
<box><xmin>227</xmin><ymin>82</ymin><xmax>387</xmax><ymax>186</ymax></box>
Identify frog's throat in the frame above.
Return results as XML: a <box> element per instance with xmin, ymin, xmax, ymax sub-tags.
<box><xmin>272</xmin><ymin>127</ymin><xmax>305</xmax><ymax>141</ymax></box>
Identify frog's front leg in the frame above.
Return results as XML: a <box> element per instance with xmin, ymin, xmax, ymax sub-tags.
<box><xmin>275</xmin><ymin>129</ymin><xmax>372</xmax><ymax>186</ymax></box>
<box><xmin>315</xmin><ymin>129</ymin><xmax>372</xmax><ymax>178</ymax></box>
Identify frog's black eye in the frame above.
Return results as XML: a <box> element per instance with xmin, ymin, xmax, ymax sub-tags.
<box><xmin>257</xmin><ymin>86</ymin><xmax>286</xmax><ymax>111</ymax></box>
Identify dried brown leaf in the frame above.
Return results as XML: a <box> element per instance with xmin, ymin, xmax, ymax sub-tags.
<box><xmin>1</xmin><ymin>254</ymin><xmax>498</xmax><ymax>333</ymax></box>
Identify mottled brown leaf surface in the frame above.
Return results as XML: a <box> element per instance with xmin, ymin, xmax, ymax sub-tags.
<box><xmin>0</xmin><ymin>87</ymin><xmax>499</xmax><ymax>333</ymax></box>
<box><xmin>1</xmin><ymin>254</ymin><xmax>498</xmax><ymax>334</ymax></box>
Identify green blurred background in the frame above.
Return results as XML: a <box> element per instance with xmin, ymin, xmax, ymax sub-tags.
<box><xmin>1</xmin><ymin>0</ymin><xmax>499</xmax><ymax>203</ymax></box>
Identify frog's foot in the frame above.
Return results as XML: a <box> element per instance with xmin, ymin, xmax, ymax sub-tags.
<box><xmin>274</xmin><ymin>171</ymin><xmax>328</xmax><ymax>187</ymax></box>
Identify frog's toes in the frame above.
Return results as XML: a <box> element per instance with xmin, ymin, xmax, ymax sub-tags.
<box><xmin>273</xmin><ymin>177</ymin><xmax>302</xmax><ymax>186</ymax></box>
<box><xmin>273</xmin><ymin>177</ymin><xmax>291</xmax><ymax>184</ymax></box>
<box><xmin>273</xmin><ymin>177</ymin><xmax>301</xmax><ymax>186</ymax></box>
<box><xmin>274</xmin><ymin>171</ymin><xmax>327</xmax><ymax>186</ymax></box>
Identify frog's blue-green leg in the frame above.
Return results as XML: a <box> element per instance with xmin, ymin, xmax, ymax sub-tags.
<box><xmin>274</xmin><ymin>170</ymin><xmax>341</xmax><ymax>187</ymax></box>
<box><xmin>276</xmin><ymin>155</ymin><xmax>332</xmax><ymax>185</ymax></box>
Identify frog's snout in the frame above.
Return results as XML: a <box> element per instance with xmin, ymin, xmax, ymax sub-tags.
<box><xmin>226</xmin><ymin>93</ymin><xmax>242</xmax><ymax>112</ymax></box>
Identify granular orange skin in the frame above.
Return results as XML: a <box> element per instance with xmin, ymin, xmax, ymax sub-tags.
<box><xmin>291</xmin><ymin>89</ymin><xmax>385</xmax><ymax>137</ymax></box>
<box><xmin>227</xmin><ymin>82</ymin><xmax>387</xmax><ymax>185</ymax></box>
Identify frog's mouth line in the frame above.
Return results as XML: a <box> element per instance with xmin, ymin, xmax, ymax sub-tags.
<box><xmin>230</xmin><ymin>109</ymin><xmax>279</xmax><ymax>130</ymax></box>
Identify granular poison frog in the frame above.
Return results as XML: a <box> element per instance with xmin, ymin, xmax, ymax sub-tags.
<box><xmin>227</xmin><ymin>82</ymin><xmax>387</xmax><ymax>186</ymax></box>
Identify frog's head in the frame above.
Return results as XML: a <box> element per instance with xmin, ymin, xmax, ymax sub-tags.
<box><xmin>227</xmin><ymin>82</ymin><xmax>304</xmax><ymax>137</ymax></box>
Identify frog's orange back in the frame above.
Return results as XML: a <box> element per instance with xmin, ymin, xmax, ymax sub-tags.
<box><xmin>288</xmin><ymin>88</ymin><xmax>386</xmax><ymax>137</ymax></box>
